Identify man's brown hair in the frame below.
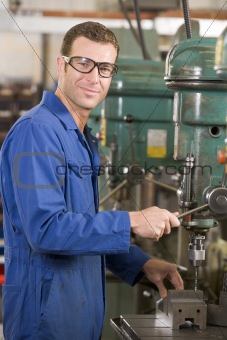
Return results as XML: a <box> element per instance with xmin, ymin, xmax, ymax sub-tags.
<box><xmin>61</xmin><ymin>21</ymin><xmax>119</xmax><ymax>60</ymax></box>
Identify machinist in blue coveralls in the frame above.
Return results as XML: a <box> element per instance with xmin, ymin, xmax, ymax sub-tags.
<box><xmin>0</xmin><ymin>21</ymin><xmax>183</xmax><ymax>340</ymax></box>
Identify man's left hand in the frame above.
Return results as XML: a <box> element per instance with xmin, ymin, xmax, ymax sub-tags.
<box><xmin>142</xmin><ymin>258</ymin><xmax>184</xmax><ymax>298</ymax></box>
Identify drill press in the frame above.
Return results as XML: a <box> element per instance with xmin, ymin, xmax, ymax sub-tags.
<box><xmin>165</xmin><ymin>36</ymin><xmax>227</xmax><ymax>294</ymax></box>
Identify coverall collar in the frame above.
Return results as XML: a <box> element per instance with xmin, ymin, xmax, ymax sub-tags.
<box><xmin>41</xmin><ymin>91</ymin><xmax>82</xmax><ymax>131</ymax></box>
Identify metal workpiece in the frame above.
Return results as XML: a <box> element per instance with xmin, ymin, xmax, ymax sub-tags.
<box><xmin>110</xmin><ymin>290</ymin><xmax>227</xmax><ymax>339</ymax></box>
<box><xmin>161</xmin><ymin>290</ymin><xmax>207</xmax><ymax>330</ymax></box>
<box><xmin>110</xmin><ymin>291</ymin><xmax>227</xmax><ymax>339</ymax></box>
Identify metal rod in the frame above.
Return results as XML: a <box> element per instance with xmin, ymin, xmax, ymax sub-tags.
<box><xmin>118</xmin><ymin>0</ymin><xmax>141</xmax><ymax>45</ymax></box>
<box><xmin>127</xmin><ymin>123</ymin><xmax>135</xmax><ymax>164</ymax></box>
<box><xmin>181</xmin><ymin>0</ymin><xmax>192</xmax><ymax>39</ymax></box>
<box><xmin>178</xmin><ymin>204</ymin><xmax>209</xmax><ymax>219</ymax></box>
<box><xmin>99</xmin><ymin>179</ymin><xmax>128</xmax><ymax>206</ymax></box>
<box><xmin>132</xmin><ymin>0</ymin><xmax>151</xmax><ymax>60</ymax></box>
<box><xmin>184</xmin><ymin>153</ymin><xmax>194</xmax><ymax>203</ymax></box>
<box><xmin>221</xmin><ymin>167</ymin><xmax>227</xmax><ymax>187</ymax></box>
<box><xmin>144</xmin><ymin>177</ymin><xmax>178</xmax><ymax>192</ymax></box>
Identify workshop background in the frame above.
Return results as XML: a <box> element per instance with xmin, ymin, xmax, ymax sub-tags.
<box><xmin>1</xmin><ymin>0</ymin><xmax>227</xmax><ymax>339</ymax></box>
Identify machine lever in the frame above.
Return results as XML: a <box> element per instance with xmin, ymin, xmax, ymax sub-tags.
<box><xmin>177</xmin><ymin>204</ymin><xmax>209</xmax><ymax>219</ymax></box>
<box><xmin>99</xmin><ymin>179</ymin><xmax>128</xmax><ymax>206</ymax></box>
<box><xmin>144</xmin><ymin>177</ymin><xmax>178</xmax><ymax>192</ymax></box>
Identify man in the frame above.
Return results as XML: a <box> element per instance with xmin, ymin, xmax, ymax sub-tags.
<box><xmin>0</xmin><ymin>21</ymin><xmax>183</xmax><ymax>339</ymax></box>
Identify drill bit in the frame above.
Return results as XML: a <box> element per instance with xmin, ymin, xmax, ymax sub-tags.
<box><xmin>194</xmin><ymin>266</ymin><xmax>198</xmax><ymax>291</ymax></box>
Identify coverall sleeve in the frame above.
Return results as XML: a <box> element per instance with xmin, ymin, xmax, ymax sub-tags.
<box><xmin>2</xmin><ymin>118</ymin><xmax>131</xmax><ymax>255</ymax></box>
<box><xmin>106</xmin><ymin>245</ymin><xmax>151</xmax><ymax>286</ymax></box>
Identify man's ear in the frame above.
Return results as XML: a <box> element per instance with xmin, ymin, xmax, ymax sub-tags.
<box><xmin>56</xmin><ymin>56</ymin><xmax>65</xmax><ymax>76</ymax></box>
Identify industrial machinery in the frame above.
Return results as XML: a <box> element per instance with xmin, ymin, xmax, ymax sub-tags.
<box><xmin>97</xmin><ymin>58</ymin><xmax>180</xmax><ymax>340</ymax></box>
<box><xmin>97</xmin><ymin>24</ymin><xmax>187</xmax><ymax>339</ymax></box>
<box><xmin>110</xmin><ymin>1</ymin><xmax>227</xmax><ymax>338</ymax></box>
<box><xmin>98</xmin><ymin>58</ymin><xmax>179</xmax><ymax>218</ymax></box>
<box><xmin>164</xmin><ymin>32</ymin><xmax>227</xmax><ymax>329</ymax></box>
<box><xmin>110</xmin><ymin>35</ymin><xmax>227</xmax><ymax>339</ymax></box>
<box><xmin>165</xmin><ymin>35</ymin><xmax>227</xmax><ymax>288</ymax></box>
<box><xmin>95</xmin><ymin>59</ymin><xmax>187</xmax><ymax>309</ymax></box>
<box><xmin>97</xmin><ymin>2</ymin><xmax>186</xmax><ymax>338</ymax></box>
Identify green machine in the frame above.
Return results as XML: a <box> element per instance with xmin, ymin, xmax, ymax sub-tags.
<box><xmin>165</xmin><ymin>37</ymin><xmax>227</xmax><ymax>281</ymax></box>
<box><xmin>110</xmin><ymin>36</ymin><xmax>227</xmax><ymax>338</ymax></box>
<box><xmin>109</xmin><ymin>1</ymin><xmax>227</xmax><ymax>337</ymax></box>
<box><xmin>215</xmin><ymin>26</ymin><xmax>227</xmax><ymax>178</ymax></box>
<box><xmin>215</xmin><ymin>25</ymin><xmax>227</xmax><ymax>81</ymax></box>
<box><xmin>101</xmin><ymin>59</ymin><xmax>176</xmax><ymax>187</ymax></box>
<box><xmin>164</xmin><ymin>36</ymin><xmax>227</xmax><ymax>328</ymax></box>
<box><xmin>99</xmin><ymin>58</ymin><xmax>179</xmax><ymax>340</ymax></box>
<box><xmin>96</xmin><ymin>57</ymin><xmax>183</xmax><ymax>222</ymax></box>
<box><xmin>96</xmin><ymin>58</ymin><xmax>178</xmax><ymax>340</ymax></box>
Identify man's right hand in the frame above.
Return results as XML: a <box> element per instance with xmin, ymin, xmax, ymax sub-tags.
<box><xmin>129</xmin><ymin>206</ymin><xmax>180</xmax><ymax>240</ymax></box>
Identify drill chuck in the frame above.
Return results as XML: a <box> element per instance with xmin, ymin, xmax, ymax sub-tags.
<box><xmin>188</xmin><ymin>235</ymin><xmax>205</xmax><ymax>267</ymax></box>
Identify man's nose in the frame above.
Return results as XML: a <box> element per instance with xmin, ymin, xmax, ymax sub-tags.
<box><xmin>87</xmin><ymin>65</ymin><xmax>99</xmax><ymax>83</ymax></box>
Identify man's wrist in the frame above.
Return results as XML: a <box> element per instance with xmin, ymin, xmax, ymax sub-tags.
<box><xmin>128</xmin><ymin>211</ymin><xmax>139</xmax><ymax>230</ymax></box>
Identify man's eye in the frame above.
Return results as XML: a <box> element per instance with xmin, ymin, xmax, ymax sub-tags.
<box><xmin>100</xmin><ymin>66</ymin><xmax>112</xmax><ymax>72</ymax></box>
<box><xmin>79</xmin><ymin>62</ymin><xmax>89</xmax><ymax>67</ymax></box>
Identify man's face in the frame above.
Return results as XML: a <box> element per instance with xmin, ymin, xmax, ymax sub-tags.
<box><xmin>57</xmin><ymin>36</ymin><xmax>117</xmax><ymax>116</ymax></box>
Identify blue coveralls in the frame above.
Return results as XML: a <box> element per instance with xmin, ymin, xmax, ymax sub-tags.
<box><xmin>0</xmin><ymin>91</ymin><xmax>150</xmax><ymax>339</ymax></box>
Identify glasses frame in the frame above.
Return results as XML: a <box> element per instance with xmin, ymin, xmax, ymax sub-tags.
<box><xmin>62</xmin><ymin>56</ymin><xmax>118</xmax><ymax>78</ymax></box>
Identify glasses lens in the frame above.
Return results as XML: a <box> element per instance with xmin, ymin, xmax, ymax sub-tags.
<box><xmin>98</xmin><ymin>63</ymin><xmax>118</xmax><ymax>78</ymax></box>
<box><xmin>69</xmin><ymin>57</ymin><xmax>118</xmax><ymax>77</ymax></box>
<box><xmin>70</xmin><ymin>57</ymin><xmax>95</xmax><ymax>73</ymax></box>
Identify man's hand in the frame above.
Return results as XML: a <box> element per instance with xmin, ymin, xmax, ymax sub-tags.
<box><xmin>129</xmin><ymin>206</ymin><xmax>180</xmax><ymax>240</ymax></box>
<box><xmin>142</xmin><ymin>258</ymin><xmax>184</xmax><ymax>298</ymax></box>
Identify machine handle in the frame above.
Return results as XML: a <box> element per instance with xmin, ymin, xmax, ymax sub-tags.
<box><xmin>177</xmin><ymin>204</ymin><xmax>209</xmax><ymax>219</ymax></box>
<box><xmin>99</xmin><ymin>179</ymin><xmax>128</xmax><ymax>206</ymax></box>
